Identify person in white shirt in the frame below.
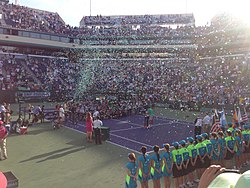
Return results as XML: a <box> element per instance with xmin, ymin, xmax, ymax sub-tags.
<box><xmin>79</xmin><ymin>105</ymin><xmax>85</xmax><ymax>121</ymax></box>
<box><xmin>32</xmin><ymin>105</ymin><xmax>41</xmax><ymax>123</ymax></box>
<box><xmin>58</xmin><ymin>105</ymin><xmax>65</xmax><ymax>127</ymax></box>
<box><xmin>93</xmin><ymin>110</ymin><xmax>100</xmax><ymax>120</ymax></box>
<box><xmin>0</xmin><ymin>103</ymin><xmax>6</xmax><ymax>122</ymax></box>
<box><xmin>93</xmin><ymin>116</ymin><xmax>103</xmax><ymax>144</ymax></box>
<box><xmin>203</xmin><ymin>112</ymin><xmax>211</xmax><ymax>133</ymax></box>
<box><xmin>194</xmin><ymin>115</ymin><xmax>202</xmax><ymax>138</ymax></box>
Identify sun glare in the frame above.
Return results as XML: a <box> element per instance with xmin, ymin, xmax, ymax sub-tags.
<box><xmin>233</xmin><ymin>11</ymin><xmax>250</xmax><ymax>26</ymax></box>
<box><xmin>225</xmin><ymin>1</ymin><xmax>250</xmax><ymax>26</ymax></box>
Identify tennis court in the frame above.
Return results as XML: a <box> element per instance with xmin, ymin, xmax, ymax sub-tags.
<box><xmin>1</xmin><ymin>105</ymin><xmax>197</xmax><ymax>188</ymax></box>
<box><xmin>64</xmin><ymin>114</ymin><xmax>194</xmax><ymax>153</ymax></box>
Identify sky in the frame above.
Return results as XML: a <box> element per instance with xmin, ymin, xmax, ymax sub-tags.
<box><xmin>9</xmin><ymin>0</ymin><xmax>250</xmax><ymax>27</ymax></box>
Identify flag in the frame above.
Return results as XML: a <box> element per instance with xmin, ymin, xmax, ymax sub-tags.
<box><xmin>211</xmin><ymin>109</ymin><xmax>219</xmax><ymax>125</ymax></box>
<box><xmin>210</xmin><ymin>109</ymin><xmax>221</xmax><ymax>133</ymax></box>
<box><xmin>238</xmin><ymin>108</ymin><xmax>242</xmax><ymax>124</ymax></box>
<box><xmin>220</xmin><ymin>108</ymin><xmax>227</xmax><ymax>128</ymax></box>
<box><xmin>239</xmin><ymin>97</ymin><xmax>245</xmax><ymax>105</ymax></box>
<box><xmin>232</xmin><ymin>108</ymin><xmax>238</xmax><ymax>128</ymax></box>
<box><xmin>242</xmin><ymin>107</ymin><xmax>248</xmax><ymax>122</ymax></box>
<box><xmin>210</xmin><ymin>121</ymin><xmax>221</xmax><ymax>133</ymax></box>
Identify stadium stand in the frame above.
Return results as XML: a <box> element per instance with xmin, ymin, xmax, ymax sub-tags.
<box><xmin>0</xmin><ymin>2</ymin><xmax>249</xmax><ymax>111</ymax></box>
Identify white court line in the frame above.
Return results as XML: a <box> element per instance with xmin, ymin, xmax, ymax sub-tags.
<box><xmin>155</xmin><ymin>116</ymin><xmax>193</xmax><ymax>125</ymax></box>
<box><xmin>110</xmin><ymin>133</ymin><xmax>152</xmax><ymax>148</ymax></box>
<box><xmin>110</xmin><ymin>119</ymin><xmax>144</xmax><ymax>127</ymax></box>
<box><xmin>63</xmin><ymin>125</ymin><xmax>86</xmax><ymax>134</ymax></box>
<box><xmin>111</xmin><ymin>118</ymin><xmax>176</xmax><ymax>128</ymax></box>
<box><xmin>64</xmin><ymin>117</ymin><xmax>194</xmax><ymax>155</ymax></box>
<box><xmin>66</xmin><ymin>121</ymin><xmax>86</xmax><ymax>127</ymax></box>
<box><xmin>110</xmin><ymin>122</ymin><xmax>177</xmax><ymax>133</ymax></box>
<box><xmin>63</xmin><ymin>124</ymin><xmax>141</xmax><ymax>154</ymax></box>
<box><xmin>110</xmin><ymin>126</ymin><xmax>144</xmax><ymax>133</ymax></box>
<box><xmin>106</xmin><ymin>141</ymin><xmax>140</xmax><ymax>154</ymax></box>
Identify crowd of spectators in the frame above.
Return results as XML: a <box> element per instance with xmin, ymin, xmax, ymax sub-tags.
<box><xmin>0</xmin><ymin>3</ymin><xmax>249</xmax><ymax>111</ymax></box>
<box><xmin>24</xmin><ymin>56</ymin><xmax>81</xmax><ymax>100</ymax></box>
<box><xmin>0</xmin><ymin>51</ymin><xmax>249</xmax><ymax>110</ymax></box>
<box><xmin>1</xmin><ymin>3</ymin><xmax>250</xmax><ymax>48</ymax></box>
<box><xmin>1</xmin><ymin>3</ymin><xmax>72</xmax><ymax>35</ymax></box>
<box><xmin>67</xmin><ymin>48</ymin><xmax>194</xmax><ymax>59</ymax></box>
<box><xmin>64</xmin><ymin>95</ymin><xmax>145</xmax><ymax>121</ymax></box>
<box><xmin>0</xmin><ymin>54</ymin><xmax>80</xmax><ymax>101</ymax></box>
<box><xmin>0</xmin><ymin>3</ymin><xmax>195</xmax><ymax>39</ymax></box>
<box><xmin>0</xmin><ymin>54</ymin><xmax>38</xmax><ymax>91</ymax></box>
<box><xmin>81</xmin><ymin>14</ymin><xmax>195</xmax><ymax>26</ymax></box>
<box><xmin>80</xmin><ymin>56</ymin><xmax>249</xmax><ymax>108</ymax></box>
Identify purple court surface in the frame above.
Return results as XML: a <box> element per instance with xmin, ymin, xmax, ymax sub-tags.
<box><xmin>63</xmin><ymin>115</ymin><xmax>194</xmax><ymax>153</ymax></box>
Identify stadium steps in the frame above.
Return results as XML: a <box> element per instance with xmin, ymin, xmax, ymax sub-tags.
<box><xmin>58</xmin><ymin>76</ymin><xmax>70</xmax><ymax>88</ymax></box>
<box><xmin>0</xmin><ymin>7</ymin><xmax>7</xmax><ymax>26</ymax></box>
<box><xmin>1</xmin><ymin>63</ymin><xmax>7</xmax><ymax>77</ymax></box>
<box><xmin>20</xmin><ymin>60</ymin><xmax>42</xmax><ymax>86</ymax></box>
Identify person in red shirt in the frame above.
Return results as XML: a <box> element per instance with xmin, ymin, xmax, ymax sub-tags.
<box><xmin>0</xmin><ymin>121</ymin><xmax>8</xmax><ymax>160</ymax></box>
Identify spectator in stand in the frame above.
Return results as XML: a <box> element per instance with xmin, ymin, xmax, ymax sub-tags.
<box><xmin>93</xmin><ymin>108</ymin><xmax>100</xmax><ymax>120</ymax></box>
<box><xmin>0</xmin><ymin>121</ymin><xmax>8</xmax><ymax>160</ymax></box>
<box><xmin>79</xmin><ymin>104</ymin><xmax>85</xmax><ymax>121</ymax></box>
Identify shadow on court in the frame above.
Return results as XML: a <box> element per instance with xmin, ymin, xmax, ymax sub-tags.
<box><xmin>19</xmin><ymin>146</ymin><xmax>78</xmax><ymax>163</ymax></box>
<box><xmin>26</xmin><ymin>128</ymin><xmax>52</xmax><ymax>135</ymax></box>
<box><xmin>36</xmin><ymin>146</ymin><xmax>85</xmax><ymax>163</ymax></box>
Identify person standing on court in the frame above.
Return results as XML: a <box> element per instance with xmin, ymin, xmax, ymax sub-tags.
<box><xmin>27</xmin><ymin>104</ymin><xmax>33</xmax><ymax>120</ymax></box>
<box><xmin>144</xmin><ymin>110</ymin><xmax>150</xmax><ymax>129</ymax></box>
<box><xmin>0</xmin><ymin>102</ymin><xmax>6</xmax><ymax>122</ymax></box>
<box><xmin>194</xmin><ymin>115</ymin><xmax>202</xmax><ymax>138</ymax></box>
<box><xmin>138</xmin><ymin>146</ymin><xmax>151</xmax><ymax>188</ymax></box>
<box><xmin>0</xmin><ymin>121</ymin><xmax>8</xmax><ymax>160</ymax></box>
<box><xmin>150</xmin><ymin>145</ymin><xmax>162</xmax><ymax>188</ymax></box>
<box><xmin>161</xmin><ymin>143</ymin><xmax>173</xmax><ymax>188</ymax></box>
<box><xmin>147</xmin><ymin>105</ymin><xmax>155</xmax><ymax>128</ymax></box>
<box><xmin>203</xmin><ymin>112</ymin><xmax>211</xmax><ymax>134</ymax></box>
<box><xmin>58</xmin><ymin>105</ymin><xmax>65</xmax><ymax>127</ymax></box>
<box><xmin>125</xmin><ymin>153</ymin><xmax>138</xmax><ymax>188</ymax></box>
<box><xmin>85</xmin><ymin>112</ymin><xmax>93</xmax><ymax>143</ymax></box>
<box><xmin>93</xmin><ymin>116</ymin><xmax>103</xmax><ymax>144</ymax></box>
<box><xmin>32</xmin><ymin>105</ymin><xmax>41</xmax><ymax>123</ymax></box>
<box><xmin>40</xmin><ymin>105</ymin><xmax>45</xmax><ymax>123</ymax></box>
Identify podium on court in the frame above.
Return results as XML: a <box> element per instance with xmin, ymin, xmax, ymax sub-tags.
<box><xmin>93</xmin><ymin>127</ymin><xmax>110</xmax><ymax>141</ymax></box>
<box><xmin>101</xmin><ymin>127</ymin><xmax>110</xmax><ymax>141</ymax></box>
